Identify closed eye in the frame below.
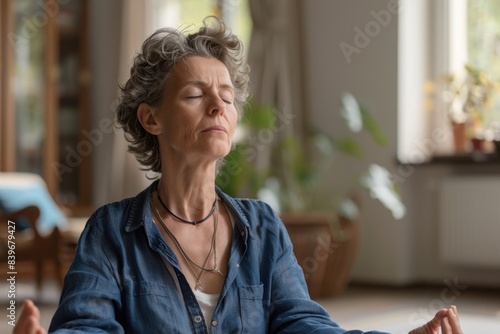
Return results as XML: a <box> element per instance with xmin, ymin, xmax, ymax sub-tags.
<box><xmin>220</xmin><ymin>93</ymin><xmax>234</xmax><ymax>104</ymax></box>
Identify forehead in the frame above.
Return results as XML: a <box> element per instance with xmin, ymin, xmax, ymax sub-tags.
<box><xmin>168</xmin><ymin>56</ymin><xmax>233</xmax><ymax>86</ymax></box>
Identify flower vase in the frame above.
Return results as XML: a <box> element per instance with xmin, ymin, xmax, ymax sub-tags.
<box><xmin>451</xmin><ymin>122</ymin><xmax>468</xmax><ymax>154</ymax></box>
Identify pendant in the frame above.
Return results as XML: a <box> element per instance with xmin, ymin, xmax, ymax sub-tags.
<box><xmin>213</xmin><ymin>266</ymin><xmax>225</xmax><ymax>278</ymax></box>
<box><xmin>195</xmin><ymin>281</ymin><xmax>204</xmax><ymax>291</ymax></box>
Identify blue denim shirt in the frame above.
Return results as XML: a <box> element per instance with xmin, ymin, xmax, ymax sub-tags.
<box><xmin>49</xmin><ymin>182</ymin><xmax>387</xmax><ymax>334</ymax></box>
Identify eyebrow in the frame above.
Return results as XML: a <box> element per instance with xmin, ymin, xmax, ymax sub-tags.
<box><xmin>183</xmin><ymin>80</ymin><xmax>234</xmax><ymax>91</ymax></box>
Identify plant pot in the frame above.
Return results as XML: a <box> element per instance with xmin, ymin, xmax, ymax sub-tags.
<box><xmin>280</xmin><ymin>212</ymin><xmax>359</xmax><ymax>299</ymax></box>
<box><xmin>451</xmin><ymin>122</ymin><xmax>468</xmax><ymax>154</ymax></box>
<box><xmin>320</xmin><ymin>216</ymin><xmax>360</xmax><ymax>297</ymax></box>
<box><xmin>471</xmin><ymin>137</ymin><xmax>485</xmax><ymax>152</ymax></box>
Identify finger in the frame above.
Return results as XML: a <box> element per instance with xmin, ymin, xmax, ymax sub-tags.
<box><xmin>25</xmin><ymin>314</ymin><xmax>47</xmax><ymax>334</ymax></box>
<box><xmin>448</xmin><ymin>305</ymin><xmax>463</xmax><ymax>333</ymax></box>
<box><xmin>441</xmin><ymin>316</ymin><xmax>452</xmax><ymax>334</ymax></box>
<box><xmin>34</xmin><ymin>323</ymin><xmax>47</xmax><ymax>334</ymax></box>
<box><xmin>427</xmin><ymin>309</ymin><xmax>448</xmax><ymax>331</ymax></box>
<box><xmin>27</xmin><ymin>315</ymin><xmax>43</xmax><ymax>334</ymax></box>
<box><xmin>407</xmin><ymin>325</ymin><xmax>429</xmax><ymax>334</ymax></box>
<box><xmin>14</xmin><ymin>300</ymin><xmax>35</xmax><ymax>333</ymax></box>
<box><xmin>408</xmin><ymin>309</ymin><xmax>447</xmax><ymax>334</ymax></box>
<box><xmin>14</xmin><ymin>300</ymin><xmax>42</xmax><ymax>334</ymax></box>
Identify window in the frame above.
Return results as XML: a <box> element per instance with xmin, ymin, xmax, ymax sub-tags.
<box><xmin>467</xmin><ymin>0</ymin><xmax>500</xmax><ymax>127</ymax></box>
<box><xmin>147</xmin><ymin>0</ymin><xmax>251</xmax><ymax>50</ymax></box>
<box><xmin>398</xmin><ymin>0</ymin><xmax>500</xmax><ymax>163</ymax></box>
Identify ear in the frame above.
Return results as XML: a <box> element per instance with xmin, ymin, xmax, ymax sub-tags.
<box><xmin>137</xmin><ymin>103</ymin><xmax>162</xmax><ymax>135</ymax></box>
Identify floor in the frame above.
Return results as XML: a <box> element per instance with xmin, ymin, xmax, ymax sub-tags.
<box><xmin>317</xmin><ymin>284</ymin><xmax>500</xmax><ymax>333</ymax></box>
<box><xmin>1</xmin><ymin>280</ymin><xmax>499</xmax><ymax>333</ymax></box>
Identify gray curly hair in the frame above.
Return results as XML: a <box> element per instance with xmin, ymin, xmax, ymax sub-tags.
<box><xmin>115</xmin><ymin>16</ymin><xmax>250</xmax><ymax>174</ymax></box>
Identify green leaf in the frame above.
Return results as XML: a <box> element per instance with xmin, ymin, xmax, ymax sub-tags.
<box><xmin>360</xmin><ymin>106</ymin><xmax>388</xmax><ymax>146</ymax></box>
<box><xmin>241</xmin><ymin>97</ymin><xmax>275</xmax><ymax>130</ymax></box>
<box><xmin>336</xmin><ymin>137</ymin><xmax>364</xmax><ymax>157</ymax></box>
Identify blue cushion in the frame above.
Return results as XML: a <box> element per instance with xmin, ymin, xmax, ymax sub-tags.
<box><xmin>0</xmin><ymin>173</ymin><xmax>67</xmax><ymax>234</ymax></box>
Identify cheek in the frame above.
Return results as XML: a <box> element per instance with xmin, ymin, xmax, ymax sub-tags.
<box><xmin>164</xmin><ymin>121</ymin><xmax>195</xmax><ymax>143</ymax></box>
<box><xmin>227</xmin><ymin>114</ymin><xmax>238</xmax><ymax>137</ymax></box>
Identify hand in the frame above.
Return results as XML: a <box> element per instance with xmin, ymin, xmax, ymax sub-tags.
<box><xmin>409</xmin><ymin>305</ymin><xmax>463</xmax><ymax>334</ymax></box>
<box><xmin>13</xmin><ymin>300</ymin><xmax>47</xmax><ymax>334</ymax></box>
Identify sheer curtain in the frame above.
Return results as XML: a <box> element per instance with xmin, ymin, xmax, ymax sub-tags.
<box><xmin>248</xmin><ymin>0</ymin><xmax>306</xmax><ymax>132</ymax></box>
<box><xmin>246</xmin><ymin>0</ymin><xmax>308</xmax><ymax>166</ymax></box>
<box><xmin>105</xmin><ymin>0</ymin><xmax>152</xmax><ymax>203</ymax></box>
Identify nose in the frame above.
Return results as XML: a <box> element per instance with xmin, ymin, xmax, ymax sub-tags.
<box><xmin>208</xmin><ymin>94</ymin><xmax>226</xmax><ymax>116</ymax></box>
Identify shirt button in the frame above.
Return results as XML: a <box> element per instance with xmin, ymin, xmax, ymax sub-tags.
<box><xmin>212</xmin><ymin>320</ymin><xmax>218</xmax><ymax>326</ymax></box>
<box><xmin>194</xmin><ymin>315</ymin><xmax>202</xmax><ymax>323</ymax></box>
<box><xmin>236</xmin><ymin>263</ymin><xmax>240</xmax><ymax>268</ymax></box>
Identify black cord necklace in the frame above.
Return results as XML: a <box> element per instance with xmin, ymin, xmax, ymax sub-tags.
<box><xmin>157</xmin><ymin>189</ymin><xmax>217</xmax><ymax>225</ymax></box>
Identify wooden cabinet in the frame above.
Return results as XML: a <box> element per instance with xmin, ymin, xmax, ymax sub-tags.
<box><xmin>0</xmin><ymin>0</ymin><xmax>91</xmax><ymax>208</ymax></box>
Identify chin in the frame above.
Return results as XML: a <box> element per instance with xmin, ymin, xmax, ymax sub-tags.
<box><xmin>207</xmin><ymin>143</ymin><xmax>231</xmax><ymax>156</ymax></box>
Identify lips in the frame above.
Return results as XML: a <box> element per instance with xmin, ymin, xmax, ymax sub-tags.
<box><xmin>202</xmin><ymin>125</ymin><xmax>227</xmax><ymax>133</ymax></box>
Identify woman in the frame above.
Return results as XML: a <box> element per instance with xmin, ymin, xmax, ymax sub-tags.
<box><xmin>14</xmin><ymin>17</ymin><xmax>463</xmax><ymax>334</ymax></box>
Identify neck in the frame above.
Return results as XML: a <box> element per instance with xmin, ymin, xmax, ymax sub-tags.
<box><xmin>157</xmin><ymin>160</ymin><xmax>218</xmax><ymax>223</ymax></box>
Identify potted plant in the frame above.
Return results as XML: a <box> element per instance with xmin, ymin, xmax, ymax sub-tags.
<box><xmin>443</xmin><ymin>64</ymin><xmax>498</xmax><ymax>153</ymax></box>
<box><xmin>217</xmin><ymin>93</ymin><xmax>405</xmax><ymax>298</ymax></box>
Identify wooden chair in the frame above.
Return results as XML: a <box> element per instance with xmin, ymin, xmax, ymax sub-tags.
<box><xmin>0</xmin><ymin>205</ymin><xmax>65</xmax><ymax>292</ymax></box>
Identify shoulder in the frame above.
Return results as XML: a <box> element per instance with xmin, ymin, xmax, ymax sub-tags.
<box><xmin>218</xmin><ymin>191</ymin><xmax>280</xmax><ymax>225</ymax></box>
<box><xmin>230</xmin><ymin>197</ymin><xmax>278</xmax><ymax>219</ymax></box>
<box><xmin>218</xmin><ymin>191</ymin><xmax>289</xmax><ymax>243</ymax></box>
<box><xmin>75</xmin><ymin>198</ymin><xmax>133</xmax><ymax>247</ymax></box>
<box><xmin>84</xmin><ymin>183</ymin><xmax>154</xmax><ymax>235</ymax></box>
<box><xmin>88</xmin><ymin>197</ymin><xmax>135</xmax><ymax>227</ymax></box>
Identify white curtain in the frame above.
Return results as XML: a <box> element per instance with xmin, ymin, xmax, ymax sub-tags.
<box><xmin>107</xmin><ymin>0</ymin><xmax>153</xmax><ymax>202</ymax></box>
<box><xmin>247</xmin><ymin>0</ymin><xmax>306</xmax><ymax>139</ymax></box>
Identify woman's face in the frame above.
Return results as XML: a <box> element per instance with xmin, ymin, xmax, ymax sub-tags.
<box><xmin>154</xmin><ymin>56</ymin><xmax>238</xmax><ymax>165</ymax></box>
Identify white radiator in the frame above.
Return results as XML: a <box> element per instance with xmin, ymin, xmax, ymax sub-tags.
<box><xmin>439</xmin><ymin>176</ymin><xmax>500</xmax><ymax>268</ymax></box>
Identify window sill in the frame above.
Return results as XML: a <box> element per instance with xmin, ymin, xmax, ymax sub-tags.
<box><xmin>428</xmin><ymin>152</ymin><xmax>500</xmax><ymax>165</ymax></box>
<box><xmin>398</xmin><ymin>152</ymin><xmax>500</xmax><ymax>170</ymax></box>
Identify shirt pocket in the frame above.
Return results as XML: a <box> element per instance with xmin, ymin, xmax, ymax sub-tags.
<box><xmin>124</xmin><ymin>280</ymin><xmax>188</xmax><ymax>333</ymax></box>
<box><xmin>132</xmin><ymin>280</ymin><xmax>171</xmax><ymax>297</ymax></box>
<box><xmin>238</xmin><ymin>284</ymin><xmax>266</xmax><ymax>333</ymax></box>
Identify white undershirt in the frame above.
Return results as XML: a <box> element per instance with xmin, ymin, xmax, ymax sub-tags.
<box><xmin>162</xmin><ymin>258</ymin><xmax>219</xmax><ymax>332</ymax></box>
<box><xmin>192</xmin><ymin>289</ymin><xmax>220</xmax><ymax>332</ymax></box>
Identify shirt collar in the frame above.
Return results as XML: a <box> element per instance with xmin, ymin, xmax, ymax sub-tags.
<box><xmin>124</xmin><ymin>181</ymin><xmax>157</xmax><ymax>233</ymax></box>
<box><xmin>124</xmin><ymin>181</ymin><xmax>252</xmax><ymax>240</ymax></box>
